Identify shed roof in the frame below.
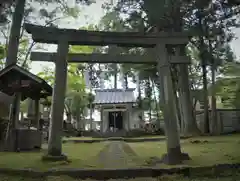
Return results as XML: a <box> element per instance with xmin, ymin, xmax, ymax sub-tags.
<box><xmin>93</xmin><ymin>88</ymin><xmax>136</xmax><ymax>105</ymax></box>
<box><xmin>0</xmin><ymin>64</ymin><xmax>52</xmax><ymax>100</ymax></box>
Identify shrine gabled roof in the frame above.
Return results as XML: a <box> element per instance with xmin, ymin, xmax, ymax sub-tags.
<box><xmin>93</xmin><ymin>88</ymin><xmax>136</xmax><ymax>105</ymax></box>
<box><xmin>0</xmin><ymin>64</ymin><xmax>52</xmax><ymax>100</ymax></box>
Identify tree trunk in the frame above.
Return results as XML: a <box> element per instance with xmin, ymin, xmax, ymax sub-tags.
<box><xmin>177</xmin><ymin>93</ymin><xmax>184</xmax><ymax>133</ymax></box>
<box><xmin>147</xmin><ymin>78</ymin><xmax>152</xmax><ymax>121</ymax></box>
<box><xmin>6</xmin><ymin>0</ymin><xmax>26</xmax><ymax>66</ymax></box>
<box><xmin>178</xmin><ymin>64</ymin><xmax>200</xmax><ymax>136</ymax></box>
<box><xmin>152</xmin><ymin>81</ymin><xmax>161</xmax><ymax>128</ymax></box>
<box><xmin>199</xmin><ymin>13</ymin><xmax>210</xmax><ymax>134</ymax></box>
<box><xmin>124</xmin><ymin>74</ymin><xmax>128</xmax><ymax>89</ymax></box>
<box><xmin>20</xmin><ymin>111</ymin><xmax>24</xmax><ymax>122</ymax></box>
<box><xmin>202</xmin><ymin>63</ymin><xmax>210</xmax><ymax>134</ymax></box>
<box><xmin>76</xmin><ymin>110</ymin><xmax>81</xmax><ymax>131</ymax></box>
<box><xmin>210</xmin><ymin>60</ymin><xmax>218</xmax><ymax>135</ymax></box>
<box><xmin>114</xmin><ymin>73</ymin><xmax>117</xmax><ymax>89</ymax></box>
<box><xmin>66</xmin><ymin>113</ymin><xmax>71</xmax><ymax>123</ymax></box>
<box><xmin>174</xmin><ymin>90</ymin><xmax>182</xmax><ymax>132</ymax></box>
<box><xmin>171</xmin><ymin>68</ymin><xmax>182</xmax><ymax>132</ymax></box>
<box><xmin>149</xmin><ymin>109</ymin><xmax>151</xmax><ymax>121</ymax></box>
<box><xmin>137</xmin><ymin>77</ymin><xmax>144</xmax><ymax>119</ymax></box>
<box><xmin>89</xmin><ymin>65</ymin><xmax>93</xmax><ymax>131</ymax></box>
<box><xmin>89</xmin><ymin>104</ymin><xmax>93</xmax><ymax>130</ymax></box>
<box><xmin>138</xmin><ymin>80</ymin><xmax>142</xmax><ymax>102</ymax></box>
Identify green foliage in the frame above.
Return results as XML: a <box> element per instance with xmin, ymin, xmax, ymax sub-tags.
<box><xmin>37</xmin><ymin>63</ymin><xmax>91</xmax><ymax>123</ymax></box>
<box><xmin>0</xmin><ymin>44</ymin><xmax>5</xmax><ymax>70</ymax></box>
<box><xmin>37</xmin><ymin>66</ymin><xmax>55</xmax><ymax>86</ymax></box>
<box><xmin>87</xmin><ymin>92</ymin><xmax>95</xmax><ymax>103</ymax></box>
<box><xmin>215</xmin><ymin>62</ymin><xmax>240</xmax><ymax>108</ymax></box>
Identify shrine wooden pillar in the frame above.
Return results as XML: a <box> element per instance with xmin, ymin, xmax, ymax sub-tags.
<box><xmin>47</xmin><ymin>39</ymin><xmax>69</xmax><ymax>157</ymax></box>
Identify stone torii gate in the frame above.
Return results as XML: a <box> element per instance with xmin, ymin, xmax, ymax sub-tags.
<box><xmin>25</xmin><ymin>23</ymin><xmax>192</xmax><ymax>164</ymax></box>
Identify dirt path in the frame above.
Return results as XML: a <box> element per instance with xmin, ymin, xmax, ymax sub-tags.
<box><xmin>97</xmin><ymin>141</ymin><xmax>137</xmax><ymax>168</ymax></box>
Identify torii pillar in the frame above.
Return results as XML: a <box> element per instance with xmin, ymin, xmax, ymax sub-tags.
<box><xmin>43</xmin><ymin>38</ymin><xmax>69</xmax><ymax>160</ymax></box>
<box><xmin>156</xmin><ymin>43</ymin><xmax>190</xmax><ymax>164</ymax></box>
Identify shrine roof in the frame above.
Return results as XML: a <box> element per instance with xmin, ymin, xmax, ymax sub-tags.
<box><xmin>93</xmin><ymin>88</ymin><xmax>136</xmax><ymax>105</ymax></box>
<box><xmin>0</xmin><ymin>64</ymin><xmax>52</xmax><ymax>100</ymax></box>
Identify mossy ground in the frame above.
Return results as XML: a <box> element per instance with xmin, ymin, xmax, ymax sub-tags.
<box><xmin>129</xmin><ymin>134</ymin><xmax>240</xmax><ymax>168</ymax></box>
<box><xmin>0</xmin><ymin>134</ymin><xmax>239</xmax><ymax>171</ymax></box>
<box><xmin>0</xmin><ymin>142</ymin><xmax>106</xmax><ymax>170</ymax></box>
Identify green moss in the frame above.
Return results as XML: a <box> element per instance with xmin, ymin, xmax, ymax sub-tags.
<box><xmin>0</xmin><ymin>142</ymin><xmax>106</xmax><ymax>170</ymax></box>
<box><xmin>129</xmin><ymin>134</ymin><xmax>240</xmax><ymax>168</ymax></box>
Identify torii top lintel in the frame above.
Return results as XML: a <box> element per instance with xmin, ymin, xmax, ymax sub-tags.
<box><xmin>24</xmin><ymin>24</ymin><xmax>193</xmax><ymax>47</ymax></box>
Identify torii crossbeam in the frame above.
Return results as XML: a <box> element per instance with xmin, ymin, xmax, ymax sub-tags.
<box><xmin>24</xmin><ymin>23</ymin><xmax>193</xmax><ymax>47</ymax></box>
<box><xmin>30</xmin><ymin>52</ymin><xmax>191</xmax><ymax>64</ymax></box>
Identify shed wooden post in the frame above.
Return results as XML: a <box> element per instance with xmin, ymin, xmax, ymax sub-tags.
<box><xmin>156</xmin><ymin>43</ymin><xmax>188</xmax><ymax>164</ymax></box>
<box><xmin>127</xmin><ymin>104</ymin><xmax>131</xmax><ymax>131</ymax></box>
<box><xmin>34</xmin><ymin>99</ymin><xmax>40</xmax><ymax>129</ymax></box>
<box><xmin>100</xmin><ymin>107</ymin><xmax>103</xmax><ymax>133</ymax></box>
<box><xmin>11</xmin><ymin>92</ymin><xmax>21</xmax><ymax>129</ymax></box>
<box><xmin>47</xmin><ymin>39</ymin><xmax>69</xmax><ymax>157</ymax></box>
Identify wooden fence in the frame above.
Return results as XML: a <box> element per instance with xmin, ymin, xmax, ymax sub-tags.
<box><xmin>196</xmin><ymin>109</ymin><xmax>240</xmax><ymax>134</ymax></box>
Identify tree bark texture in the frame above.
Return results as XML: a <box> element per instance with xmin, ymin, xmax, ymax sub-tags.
<box><xmin>6</xmin><ymin>0</ymin><xmax>26</xmax><ymax>66</ymax></box>
<box><xmin>178</xmin><ymin>64</ymin><xmax>200</xmax><ymax>136</ymax></box>
<box><xmin>202</xmin><ymin>63</ymin><xmax>210</xmax><ymax>134</ymax></box>
<box><xmin>210</xmin><ymin>62</ymin><xmax>218</xmax><ymax>135</ymax></box>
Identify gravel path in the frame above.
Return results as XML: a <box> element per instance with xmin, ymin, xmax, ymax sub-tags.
<box><xmin>97</xmin><ymin>141</ymin><xmax>137</xmax><ymax>168</ymax></box>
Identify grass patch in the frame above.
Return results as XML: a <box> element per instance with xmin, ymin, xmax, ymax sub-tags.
<box><xmin>129</xmin><ymin>134</ymin><xmax>240</xmax><ymax>167</ymax></box>
<box><xmin>0</xmin><ymin>134</ymin><xmax>239</xmax><ymax>171</ymax></box>
<box><xmin>0</xmin><ymin>142</ymin><xmax>106</xmax><ymax>170</ymax></box>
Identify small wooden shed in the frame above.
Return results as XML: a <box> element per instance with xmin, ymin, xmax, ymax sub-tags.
<box><xmin>0</xmin><ymin>64</ymin><xmax>52</xmax><ymax>151</ymax></box>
